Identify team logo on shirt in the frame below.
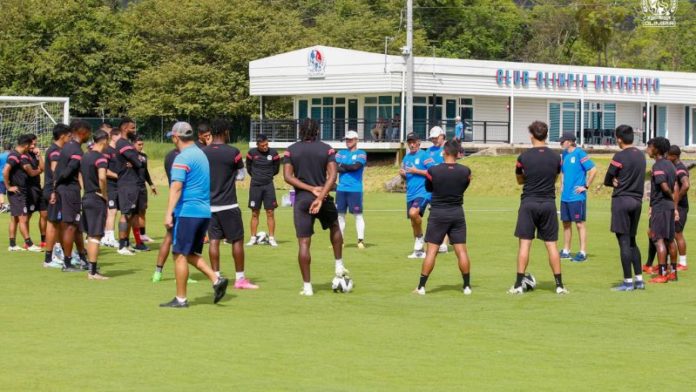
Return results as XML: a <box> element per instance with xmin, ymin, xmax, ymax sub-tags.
<box><xmin>250</xmin><ymin>201</ymin><xmax>256</xmax><ymax>207</ymax></box>
<box><xmin>415</xmin><ymin>159</ymin><xmax>420</xmax><ymax>165</ymax></box>
<box><xmin>75</xmin><ymin>213</ymin><xmax>80</xmax><ymax>222</ymax></box>
<box><xmin>352</xmin><ymin>155</ymin><xmax>356</xmax><ymax>160</ymax></box>
<box><xmin>267</xmin><ymin>155</ymin><xmax>272</xmax><ymax>161</ymax></box>
<box><xmin>109</xmin><ymin>200</ymin><xmax>115</xmax><ymax>207</ymax></box>
<box><xmin>570</xmin><ymin>157</ymin><xmax>576</xmax><ymax>164</ymax></box>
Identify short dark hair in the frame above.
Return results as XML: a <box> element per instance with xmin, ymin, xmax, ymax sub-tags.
<box><xmin>668</xmin><ymin>145</ymin><xmax>681</xmax><ymax>157</ymax></box>
<box><xmin>528</xmin><ymin>121</ymin><xmax>548</xmax><ymax>141</ymax></box>
<box><xmin>299</xmin><ymin>118</ymin><xmax>319</xmax><ymax>141</ymax></box>
<box><xmin>52</xmin><ymin>123</ymin><xmax>71</xmax><ymax>141</ymax></box>
<box><xmin>443</xmin><ymin>139</ymin><xmax>462</xmax><ymax>157</ymax></box>
<box><xmin>197</xmin><ymin>122</ymin><xmax>211</xmax><ymax>134</ymax></box>
<box><xmin>92</xmin><ymin>129</ymin><xmax>109</xmax><ymax>143</ymax></box>
<box><xmin>99</xmin><ymin>122</ymin><xmax>112</xmax><ymax>131</ymax></box>
<box><xmin>118</xmin><ymin>117</ymin><xmax>135</xmax><ymax>130</ymax></box>
<box><xmin>69</xmin><ymin>119</ymin><xmax>92</xmax><ymax>134</ymax></box>
<box><xmin>26</xmin><ymin>133</ymin><xmax>37</xmax><ymax>142</ymax></box>
<box><xmin>256</xmin><ymin>134</ymin><xmax>268</xmax><ymax>142</ymax></box>
<box><xmin>110</xmin><ymin>128</ymin><xmax>121</xmax><ymax>137</ymax></box>
<box><xmin>17</xmin><ymin>134</ymin><xmax>33</xmax><ymax>146</ymax></box>
<box><xmin>615</xmin><ymin>125</ymin><xmax>634</xmax><ymax>144</ymax></box>
<box><xmin>647</xmin><ymin>137</ymin><xmax>670</xmax><ymax>156</ymax></box>
<box><xmin>134</xmin><ymin>135</ymin><xmax>144</xmax><ymax>143</ymax></box>
<box><xmin>3</xmin><ymin>142</ymin><xmax>12</xmax><ymax>151</ymax></box>
<box><xmin>211</xmin><ymin>119</ymin><xmax>230</xmax><ymax>136</ymax></box>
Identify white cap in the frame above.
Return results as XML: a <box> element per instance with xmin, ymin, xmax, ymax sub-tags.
<box><xmin>344</xmin><ymin>130</ymin><xmax>359</xmax><ymax>140</ymax></box>
<box><xmin>429</xmin><ymin>126</ymin><xmax>445</xmax><ymax>138</ymax></box>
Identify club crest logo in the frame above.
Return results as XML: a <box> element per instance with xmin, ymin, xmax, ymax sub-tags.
<box><xmin>642</xmin><ymin>0</ymin><xmax>677</xmax><ymax>27</ymax></box>
<box><xmin>308</xmin><ymin>48</ymin><xmax>326</xmax><ymax>78</ymax></box>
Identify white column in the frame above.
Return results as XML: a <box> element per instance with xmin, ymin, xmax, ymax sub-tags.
<box><xmin>579</xmin><ymin>98</ymin><xmax>585</xmax><ymax>146</ymax></box>
<box><xmin>509</xmin><ymin>84</ymin><xmax>515</xmax><ymax>144</ymax></box>
<box><xmin>63</xmin><ymin>98</ymin><xmax>70</xmax><ymax>125</ymax></box>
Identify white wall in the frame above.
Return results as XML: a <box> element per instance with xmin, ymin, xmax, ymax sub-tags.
<box><xmin>474</xmin><ymin>96</ymin><xmax>508</xmax><ymax>121</ymax></box>
<box><xmin>615</xmin><ymin>102</ymin><xmax>642</xmax><ymax>131</ymax></box>
<box><xmin>666</xmin><ymin>104</ymin><xmax>686</xmax><ymax>146</ymax></box>
<box><xmin>511</xmin><ymin>98</ymin><xmax>548</xmax><ymax>144</ymax></box>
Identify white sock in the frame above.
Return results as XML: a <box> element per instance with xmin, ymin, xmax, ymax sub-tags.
<box><xmin>355</xmin><ymin>214</ymin><xmax>365</xmax><ymax>240</ymax></box>
<box><xmin>104</xmin><ymin>230</ymin><xmax>112</xmax><ymax>240</ymax></box>
<box><xmin>337</xmin><ymin>213</ymin><xmax>346</xmax><ymax>236</ymax></box>
<box><xmin>624</xmin><ymin>278</ymin><xmax>633</xmax><ymax>284</ymax></box>
<box><xmin>578</xmin><ymin>250</ymin><xmax>586</xmax><ymax>255</ymax></box>
<box><xmin>176</xmin><ymin>296</ymin><xmax>187</xmax><ymax>303</ymax></box>
<box><xmin>679</xmin><ymin>255</ymin><xmax>687</xmax><ymax>266</ymax></box>
<box><xmin>563</xmin><ymin>248</ymin><xmax>570</xmax><ymax>253</ymax></box>
<box><xmin>214</xmin><ymin>271</ymin><xmax>221</xmax><ymax>278</ymax></box>
<box><xmin>335</xmin><ymin>258</ymin><xmax>344</xmax><ymax>273</ymax></box>
<box><xmin>635</xmin><ymin>275</ymin><xmax>644</xmax><ymax>281</ymax></box>
<box><xmin>235</xmin><ymin>271</ymin><xmax>245</xmax><ymax>280</ymax></box>
<box><xmin>303</xmin><ymin>282</ymin><xmax>313</xmax><ymax>292</ymax></box>
<box><xmin>414</xmin><ymin>236</ymin><xmax>424</xmax><ymax>251</ymax></box>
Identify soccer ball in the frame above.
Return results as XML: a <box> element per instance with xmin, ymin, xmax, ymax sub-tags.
<box><xmin>522</xmin><ymin>273</ymin><xmax>537</xmax><ymax>291</ymax></box>
<box><xmin>331</xmin><ymin>276</ymin><xmax>354</xmax><ymax>293</ymax></box>
<box><xmin>256</xmin><ymin>231</ymin><xmax>269</xmax><ymax>245</ymax></box>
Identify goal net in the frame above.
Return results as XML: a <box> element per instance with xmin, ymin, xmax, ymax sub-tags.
<box><xmin>0</xmin><ymin>96</ymin><xmax>69</xmax><ymax>148</ymax></box>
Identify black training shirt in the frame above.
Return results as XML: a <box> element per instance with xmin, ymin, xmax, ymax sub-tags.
<box><xmin>284</xmin><ymin>140</ymin><xmax>336</xmax><ymax>196</ymax></box>
<box><xmin>604</xmin><ymin>147</ymin><xmax>646</xmax><ymax>200</ymax></box>
<box><xmin>246</xmin><ymin>147</ymin><xmax>280</xmax><ymax>186</ymax></box>
<box><xmin>425</xmin><ymin>163</ymin><xmax>471</xmax><ymax>209</ymax></box>
<box><xmin>515</xmin><ymin>146</ymin><xmax>560</xmax><ymax>201</ymax></box>
<box><xmin>25</xmin><ymin>151</ymin><xmax>41</xmax><ymax>190</ymax></box>
<box><xmin>55</xmin><ymin>140</ymin><xmax>83</xmax><ymax>190</ymax></box>
<box><xmin>650</xmin><ymin>158</ymin><xmax>677</xmax><ymax>211</ymax></box>
<box><xmin>105</xmin><ymin>145</ymin><xmax>119</xmax><ymax>189</ymax></box>
<box><xmin>674</xmin><ymin>161</ymin><xmax>689</xmax><ymax>209</ymax></box>
<box><xmin>164</xmin><ymin>148</ymin><xmax>180</xmax><ymax>184</ymax></box>
<box><xmin>81</xmin><ymin>150</ymin><xmax>109</xmax><ymax>194</ymax></box>
<box><xmin>43</xmin><ymin>143</ymin><xmax>61</xmax><ymax>195</ymax></box>
<box><xmin>137</xmin><ymin>151</ymin><xmax>153</xmax><ymax>186</ymax></box>
<box><xmin>202</xmin><ymin>143</ymin><xmax>244</xmax><ymax>206</ymax></box>
<box><xmin>6</xmin><ymin>151</ymin><xmax>28</xmax><ymax>190</ymax></box>
<box><xmin>115</xmin><ymin>138</ymin><xmax>142</xmax><ymax>187</ymax></box>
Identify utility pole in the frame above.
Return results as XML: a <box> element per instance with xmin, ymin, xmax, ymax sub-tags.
<box><xmin>404</xmin><ymin>0</ymin><xmax>414</xmax><ymax>134</ymax></box>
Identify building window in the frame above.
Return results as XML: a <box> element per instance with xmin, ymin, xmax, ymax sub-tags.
<box><xmin>364</xmin><ymin>96</ymin><xmax>401</xmax><ymax>141</ymax></box>
<box><xmin>584</xmin><ymin>102</ymin><xmax>616</xmax><ymax>131</ymax></box>
<box><xmin>301</xmin><ymin>96</ymin><xmax>346</xmax><ymax>139</ymax></box>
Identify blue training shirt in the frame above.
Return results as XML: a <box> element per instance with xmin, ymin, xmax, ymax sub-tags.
<box><xmin>402</xmin><ymin>150</ymin><xmax>431</xmax><ymax>202</ymax></box>
<box><xmin>0</xmin><ymin>151</ymin><xmax>8</xmax><ymax>183</ymax></box>
<box><xmin>455</xmin><ymin>122</ymin><xmax>464</xmax><ymax>139</ymax></box>
<box><xmin>170</xmin><ymin>144</ymin><xmax>211</xmax><ymax>218</ymax></box>
<box><xmin>561</xmin><ymin>147</ymin><xmax>595</xmax><ymax>202</ymax></box>
<box><xmin>336</xmin><ymin>148</ymin><xmax>367</xmax><ymax>192</ymax></box>
<box><xmin>426</xmin><ymin>145</ymin><xmax>444</xmax><ymax>166</ymax></box>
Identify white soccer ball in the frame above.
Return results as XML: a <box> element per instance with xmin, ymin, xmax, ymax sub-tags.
<box><xmin>331</xmin><ymin>276</ymin><xmax>354</xmax><ymax>293</ymax></box>
<box><xmin>256</xmin><ymin>231</ymin><xmax>269</xmax><ymax>244</ymax></box>
<box><xmin>522</xmin><ymin>273</ymin><xmax>537</xmax><ymax>291</ymax></box>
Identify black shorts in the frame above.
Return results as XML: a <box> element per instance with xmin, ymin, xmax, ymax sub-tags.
<box><xmin>676</xmin><ymin>206</ymin><xmax>688</xmax><ymax>233</ymax></box>
<box><xmin>514</xmin><ymin>200</ymin><xmax>558</xmax><ymax>242</ymax></box>
<box><xmin>610</xmin><ymin>196</ymin><xmax>642</xmax><ymax>236</ymax></box>
<box><xmin>118</xmin><ymin>185</ymin><xmax>145</xmax><ymax>215</ymax></box>
<box><xmin>81</xmin><ymin>193</ymin><xmax>107</xmax><ymax>238</ymax></box>
<box><xmin>293</xmin><ymin>193</ymin><xmax>338</xmax><ymax>238</ymax></box>
<box><xmin>8</xmin><ymin>191</ymin><xmax>28</xmax><ymax>217</ymax></box>
<box><xmin>57</xmin><ymin>186</ymin><xmax>82</xmax><ymax>224</ymax></box>
<box><xmin>209</xmin><ymin>208</ymin><xmax>244</xmax><ymax>242</ymax></box>
<box><xmin>650</xmin><ymin>208</ymin><xmax>675</xmax><ymax>242</ymax></box>
<box><xmin>107</xmin><ymin>183</ymin><xmax>118</xmax><ymax>210</ymax></box>
<box><xmin>28</xmin><ymin>187</ymin><xmax>47</xmax><ymax>213</ymax></box>
<box><xmin>173</xmin><ymin>217</ymin><xmax>210</xmax><ymax>256</ymax></box>
<box><xmin>249</xmin><ymin>183</ymin><xmax>277</xmax><ymax>210</ymax></box>
<box><xmin>425</xmin><ymin>207</ymin><xmax>467</xmax><ymax>245</ymax></box>
<box><xmin>139</xmin><ymin>187</ymin><xmax>148</xmax><ymax>211</ymax></box>
<box><xmin>45</xmin><ymin>191</ymin><xmax>62</xmax><ymax>223</ymax></box>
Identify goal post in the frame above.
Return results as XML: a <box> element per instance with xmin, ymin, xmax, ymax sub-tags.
<box><xmin>0</xmin><ymin>96</ymin><xmax>70</xmax><ymax>148</ymax></box>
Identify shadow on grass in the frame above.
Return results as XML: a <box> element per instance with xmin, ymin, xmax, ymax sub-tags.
<box><xmin>104</xmin><ymin>268</ymin><xmax>138</xmax><ymax>278</ymax></box>
<box><xmin>188</xmin><ymin>292</ymin><xmax>237</xmax><ymax>306</ymax></box>
<box><xmin>428</xmin><ymin>284</ymin><xmax>463</xmax><ymax>294</ymax></box>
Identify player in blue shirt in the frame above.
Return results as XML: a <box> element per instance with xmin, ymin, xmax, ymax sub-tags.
<box><xmin>400</xmin><ymin>132</ymin><xmax>433</xmax><ymax>258</ymax></box>
<box><xmin>427</xmin><ymin>126</ymin><xmax>450</xmax><ymax>253</ymax></box>
<box><xmin>336</xmin><ymin>131</ymin><xmax>368</xmax><ymax>249</ymax></box>
<box><xmin>160</xmin><ymin>121</ymin><xmax>228</xmax><ymax>308</ymax></box>
<box><xmin>454</xmin><ymin>117</ymin><xmax>464</xmax><ymax>141</ymax></box>
<box><xmin>0</xmin><ymin>142</ymin><xmax>10</xmax><ymax>212</ymax></box>
<box><xmin>559</xmin><ymin>131</ymin><xmax>597</xmax><ymax>262</ymax></box>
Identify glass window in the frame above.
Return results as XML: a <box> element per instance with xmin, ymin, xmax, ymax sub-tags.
<box><xmin>414</xmin><ymin>96</ymin><xmax>427</xmax><ymax>104</ymax></box>
<box><xmin>365</xmin><ymin>97</ymin><xmax>377</xmax><ymax>104</ymax></box>
<box><xmin>335</xmin><ymin>97</ymin><xmax>345</xmax><ymax>105</ymax></box>
<box><xmin>378</xmin><ymin>96</ymin><xmax>392</xmax><ymax>105</ymax></box>
<box><xmin>322</xmin><ymin>97</ymin><xmax>333</xmax><ymax>106</ymax></box>
<box><xmin>298</xmin><ymin>100</ymin><xmax>308</xmax><ymax>119</ymax></box>
<box><xmin>428</xmin><ymin>96</ymin><xmax>443</xmax><ymax>105</ymax></box>
<box><xmin>446</xmin><ymin>99</ymin><xmax>456</xmax><ymax>119</ymax></box>
<box><xmin>311</xmin><ymin>98</ymin><xmax>321</xmax><ymax>105</ymax></box>
<box><xmin>460</xmin><ymin>98</ymin><xmax>473</xmax><ymax>106</ymax></box>
<box><xmin>549</xmin><ymin>103</ymin><xmax>561</xmax><ymax>141</ymax></box>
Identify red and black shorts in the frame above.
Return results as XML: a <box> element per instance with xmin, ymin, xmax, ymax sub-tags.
<box><xmin>209</xmin><ymin>207</ymin><xmax>244</xmax><ymax>242</ymax></box>
<box><xmin>425</xmin><ymin>207</ymin><xmax>467</xmax><ymax>245</ymax></box>
<box><xmin>293</xmin><ymin>192</ymin><xmax>338</xmax><ymax>238</ymax></box>
<box><xmin>676</xmin><ymin>206</ymin><xmax>688</xmax><ymax>233</ymax></box>
<box><xmin>649</xmin><ymin>208</ymin><xmax>675</xmax><ymax>242</ymax></box>
<box><xmin>81</xmin><ymin>193</ymin><xmax>107</xmax><ymax>238</ymax></box>
<box><xmin>8</xmin><ymin>191</ymin><xmax>28</xmax><ymax>217</ymax></box>
<box><xmin>248</xmin><ymin>183</ymin><xmax>277</xmax><ymax>210</ymax></box>
<box><xmin>57</xmin><ymin>186</ymin><xmax>82</xmax><ymax>224</ymax></box>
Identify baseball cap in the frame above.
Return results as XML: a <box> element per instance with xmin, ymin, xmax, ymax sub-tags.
<box><xmin>166</xmin><ymin>121</ymin><xmax>194</xmax><ymax>138</ymax></box>
<box><xmin>406</xmin><ymin>132</ymin><xmax>419</xmax><ymax>141</ymax></box>
<box><xmin>429</xmin><ymin>126</ymin><xmax>445</xmax><ymax>139</ymax></box>
<box><xmin>558</xmin><ymin>131</ymin><xmax>576</xmax><ymax>143</ymax></box>
<box><xmin>344</xmin><ymin>130</ymin><xmax>359</xmax><ymax>140</ymax></box>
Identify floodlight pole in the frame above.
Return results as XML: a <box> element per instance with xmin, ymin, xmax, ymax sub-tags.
<box><xmin>405</xmin><ymin>0</ymin><xmax>414</xmax><ymax>136</ymax></box>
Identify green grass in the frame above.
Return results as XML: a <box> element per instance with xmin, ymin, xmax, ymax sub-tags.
<box><xmin>1</xmin><ymin>187</ymin><xmax>695</xmax><ymax>391</ymax></box>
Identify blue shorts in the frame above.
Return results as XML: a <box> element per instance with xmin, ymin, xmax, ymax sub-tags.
<box><xmin>172</xmin><ymin>217</ymin><xmax>210</xmax><ymax>256</ymax></box>
<box><xmin>0</xmin><ymin>182</ymin><xmax>5</xmax><ymax>194</ymax></box>
<box><xmin>406</xmin><ymin>197</ymin><xmax>430</xmax><ymax>218</ymax></box>
<box><xmin>336</xmin><ymin>191</ymin><xmax>363</xmax><ymax>214</ymax></box>
<box><xmin>560</xmin><ymin>200</ymin><xmax>586</xmax><ymax>222</ymax></box>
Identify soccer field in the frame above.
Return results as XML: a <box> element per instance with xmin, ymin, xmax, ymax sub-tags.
<box><xmin>0</xmin><ymin>190</ymin><xmax>694</xmax><ymax>391</ymax></box>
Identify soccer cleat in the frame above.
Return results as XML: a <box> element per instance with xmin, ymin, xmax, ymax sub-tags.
<box><xmin>463</xmin><ymin>286</ymin><xmax>472</xmax><ymax>295</ymax></box>
<box><xmin>611</xmin><ymin>282</ymin><xmax>634</xmax><ymax>292</ymax></box>
<box><xmin>407</xmin><ymin>250</ymin><xmax>425</xmax><ymax>259</ymax></box>
<box><xmin>39</xmin><ymin>242</ymin><xmax>46</xmax><ymax>249</ymax></box>
<box><xmin>357</xmin><ymin>240</ymin><xmax>365</xmax><ymax>249</ymax></box>
<box><xmin>299</xmin><ymin>288</ymin><xmax>314</xmax><ymax>296</ymax></box>
<box><xmin>88</xmin><ymin>273</ymin><xmax>109</xmax><ymax>280</ymax></box>
<box><xmin>77</xmin><ymin>260</ymin><xmax>90</xmax><ymax>271</ymax></box>
<box><xmin>159</xmin><ymin>297</ymin><xmax>189</xmax><ymax>308</ymax></box>
<box><xmin>507</xmin><ymin>286</ymin><xmax>524</xmax><ymax>295</ymax></box>
<box><xmin>140</xmin><ymin>235</ymin><xmax>154</xmax><ymax>243</ymax></box>
<box><xmin>571</xmin><ymin>252</ymin><xmax>587</xmax><ymax>263</ymax></box>
<box><xmin>649</xmin><ymin>274</ymin><xmax>669</xmax><ymax>284</ymax></box>
<box><xmin>559</xmin><ymin>250</ymin><xmax>571</xmax><ymax>259</ymax></box>
<box><xmin>8</xmin><ymin>245</ymin><xmax>25</xmax><ymax>252</ymax></box>
<box><xmin>117</xmin><ymin>247</ymin><xmax>135</xmax><ymax>256</ymax></box>
<box><xmin>413</xmin><ymin>287</ymin><xmax>426</xmax><ymax>295</ymax></box>
<box><xmin>555</xmin><ymin>286</ymin><xmax>569</xmax><ymax>295</ymax></box>
<box><xmin>43</xmin><ymin>259</ymin><xmax>64</xmax><ymax>269</ymax></box>
<box><xmin>53</xmin><ymin>244</ymin><xmax>64</xmax><ymax>259</ymax></box>
<box><xmin>133</xmin><ymin>243</ymin><xmax>150</xmax><ymax>252</ymax></box>
<box><xmin>438</xmin><ymin>244</ymin><xmax>448</xmax><ymax>253</ymax></box>
<box><xmin>667</xmin><ymin>272</ymin><xmax>678</xmax><ymax>282</ymax></box>
<box><xmin>151</xmin><ymin>271</ymin><xmax>162</xmax><ymax>283</ymax></box>
<box><xmin>677</xmin><ymin>264</ymin><xmax>688</xmax><ymax>271</ymax></box>
<box><xmin>24</xmin><ymin>244</ymin><xmax>43</xmax><ymax>252</ymax></box>
<box><xmin>635</xmin><ymin>281</ymin><xmax>646</xmax><ymax>290</ymax></box>
<box><xmin>642</xmin><ymin>264</ymin><xmax>657</xmax><ymax>274</ymax></box>
<box><xmin>213</xmin><ymin>277</ymin><xmax>229</xmax><ymax>304</ymax></box>
<box><xmin>234</xmin><ymin>278</ymin><xmax>259</xmax><ymax>290</ymax></box>
<box><xmin>246</xmin><ymin>236</ymin><xmax>257</xmax><ymax>246</ymax></box>
<box><xmin>61</xmin><ymin>265</ymin><xmax>82</xmax><ymax>273</ymax></box>
<box><xmin>268</xmin><ymin>236</ymin><xmax>278</xmax><ymax>247</ymax></box>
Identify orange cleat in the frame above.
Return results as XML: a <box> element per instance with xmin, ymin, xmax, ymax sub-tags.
<box><xmin>642</xmin><ymin>265</ymin><xmax>657</xmax><ymax>274</ymax></box>
<box><xmin>667</xmin><ymin>272</ymin><xmax>678</xmax><ymax>282</ymax></box>
<box><xmin>677</xmin><ymin>264</ymin><xmax>688</xmax><ymax>271</ymax></box>
<box><xmin>649</xmin><ymin>274</ymin><xmax>669</xmax><ymax>284</ymax></box>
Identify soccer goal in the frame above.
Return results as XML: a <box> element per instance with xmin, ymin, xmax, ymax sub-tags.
<box><xmin>0</xmin><ymin>96</ymin><xmax>70</xmax><ymax>148</ymax></box>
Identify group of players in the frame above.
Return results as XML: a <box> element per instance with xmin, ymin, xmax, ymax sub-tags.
<box><xmin>2</xmin><ymin>115</ymin><xmax>690</xmax><ymax>305</ymax></box>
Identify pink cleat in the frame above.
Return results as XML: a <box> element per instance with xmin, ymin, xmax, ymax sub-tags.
<box><xmin>234</xmin><ymin>278</ymin><xmax>259</xmax><ymax>290</ymax></box>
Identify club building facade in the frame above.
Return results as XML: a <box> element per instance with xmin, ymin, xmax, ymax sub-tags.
<box><xmin>249</xmin><ymin>46</ymin><xmax>696</xmax><ymax>150</ymax></box>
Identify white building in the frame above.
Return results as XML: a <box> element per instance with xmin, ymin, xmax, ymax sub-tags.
<box><xmin>249</xmin><ymin>45</ymin><xmax>696</xmax><ymax>149</ymax></box>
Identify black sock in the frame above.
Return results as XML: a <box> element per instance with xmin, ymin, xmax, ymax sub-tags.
<box><xmin>119</xmin><ymin>238</ymin><xmax>127</xmax><ymax>249</ymax></box>
<box><xmin>44</xmin><ymin>251</ymin><xmax>52</xmax><ymax>263</ymax></box>
<box><xmin>671</xmin><ymin>263</ymin><xmax>678</xmax><ymax>276</ymax></box>
<box><xmin>646</xmin><ymin>239</ymin><xmax>656</xmax><ymax>266</ymax></box>
<box><xmin>89</xmin><ymin>261</ymin><xmax>97</xmax><ymax>275</ymax></box>
<box><xmin>462</xmin><ymin>273</ymin><xmax>470</xmax><ymax>288</ymax></box>
<box><xmin>514</xmin><ymin>273</ymin><xmax>524</xmax><ymax>288</ymax></box>
<box><xmin>140</xmin><ymin>227</ymin><xmax>145</xmax><ymax>235</ymax></box>
<box><xmin>659</xmin><ymin>264</ymin><xmax>667</xmax><ymax>276</ymax></box>
<box><xmin>418</xmin><ymin>274</ymin><xmax>429</xmax><ymax>289</ymax></box>
<box><xmin>9</xmin><ymin>238</ymin><xmax>16</xmax><ymax>247</ymax></box>
<box><xmin>64</xmin><ymin>256</ymin><xmax>72</xmax><ymax>268</ymax></box>
<box><xmin>554</xmin><ymin>273</ymin><xmax>564</xmax><ymax>288</ymax></box>
<box><xmin>156</xmin><ymin>266</ymin><xmax>163</xmax><ymax>273</ymax></box>
<box><xmin>24</xmin><ymin>238</ymin><xmax>33</xmax><ymax>247</ymax></box>
<box><xmin>79</xmin><ymin>251</ymin><xmax>87</xmax><ymax>262</ymax></box>
<box><xmin>40</xmin><ymin>234</ymin><xmax>46</xmax><ymax>243</ymax></box>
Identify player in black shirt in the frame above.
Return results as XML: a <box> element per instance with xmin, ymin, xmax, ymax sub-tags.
<box><xmin>102</xmin><ymin>125</ymin><xmax>121</xmax><ymax>248</ymax></box>
<box><xmin>246</xmin><ymin>134</ymin><xmax>281</xmax><ymax>246</ymax></box>
<box><xmin>54</xmin><ymin>120</ymin><xmax>92</xmax><ymax>271</ymax></box>
<box><xmin>195</xmin><ymin>122</ymin><xmax>211</xmax><ymax>148</ymax></box>
<box><xmin>43</xmin><ymin>124</ymin><xmax>72</xmax><ymax>267</ymax></box>
<box><xmin>134</xmin><ymin>136</ymin><xmax>157</xmax><ymax>244</ymax></box>
<box><xmin>80</xmin><ymin>129</ymin><xmax>110</xmax><ymax>280</ymax></box>
<box><xmin>202</xmin><ymin>119</ymin><xmax>258</xmax><ymax>289</ymax></box>
<box><xmin>604</xmin><ymin>125</ymin><xmax>648</xmax><ymax>290</ymax></box>
<box><xmin>667</xmin><ymin>145</ymin><xmax>689</xmax><ymax>271</ymax></box>
<box><xmin>25</xmin><ymin>134</ymin><xmax>47</xmax><ymax>247</ymax></box>
<box><xmin>414</xmin><ymin>140</ymin><xmax>473</xmax><ymax>295</ymax></box>
<box><xmin>152</xmin><ymin>144</ymin><xmax>181</xmax><ymax>283</ymax></box>
<box><xmin>644</xmin><ymin>137</ymin><xmax>680</xmax><ymax>284</ymax></box>
<box><xmin>114</xmin><ymin>117</ymin><xmax>144</xmax><ymax>255</ymax></box>
<box><xmin>283</xmin><ymin>118</ymin><xmax>348</xmax><ymax>296</ymax></box>
<box><xmin>510</xmin><ymin>121</ymin><xmax>567</xmax><ymax>295</ymax></box>
<box><xmin>3</xmin><ymin>134</ymin><xmax>37</xmax><ymax>251</ymax></box>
